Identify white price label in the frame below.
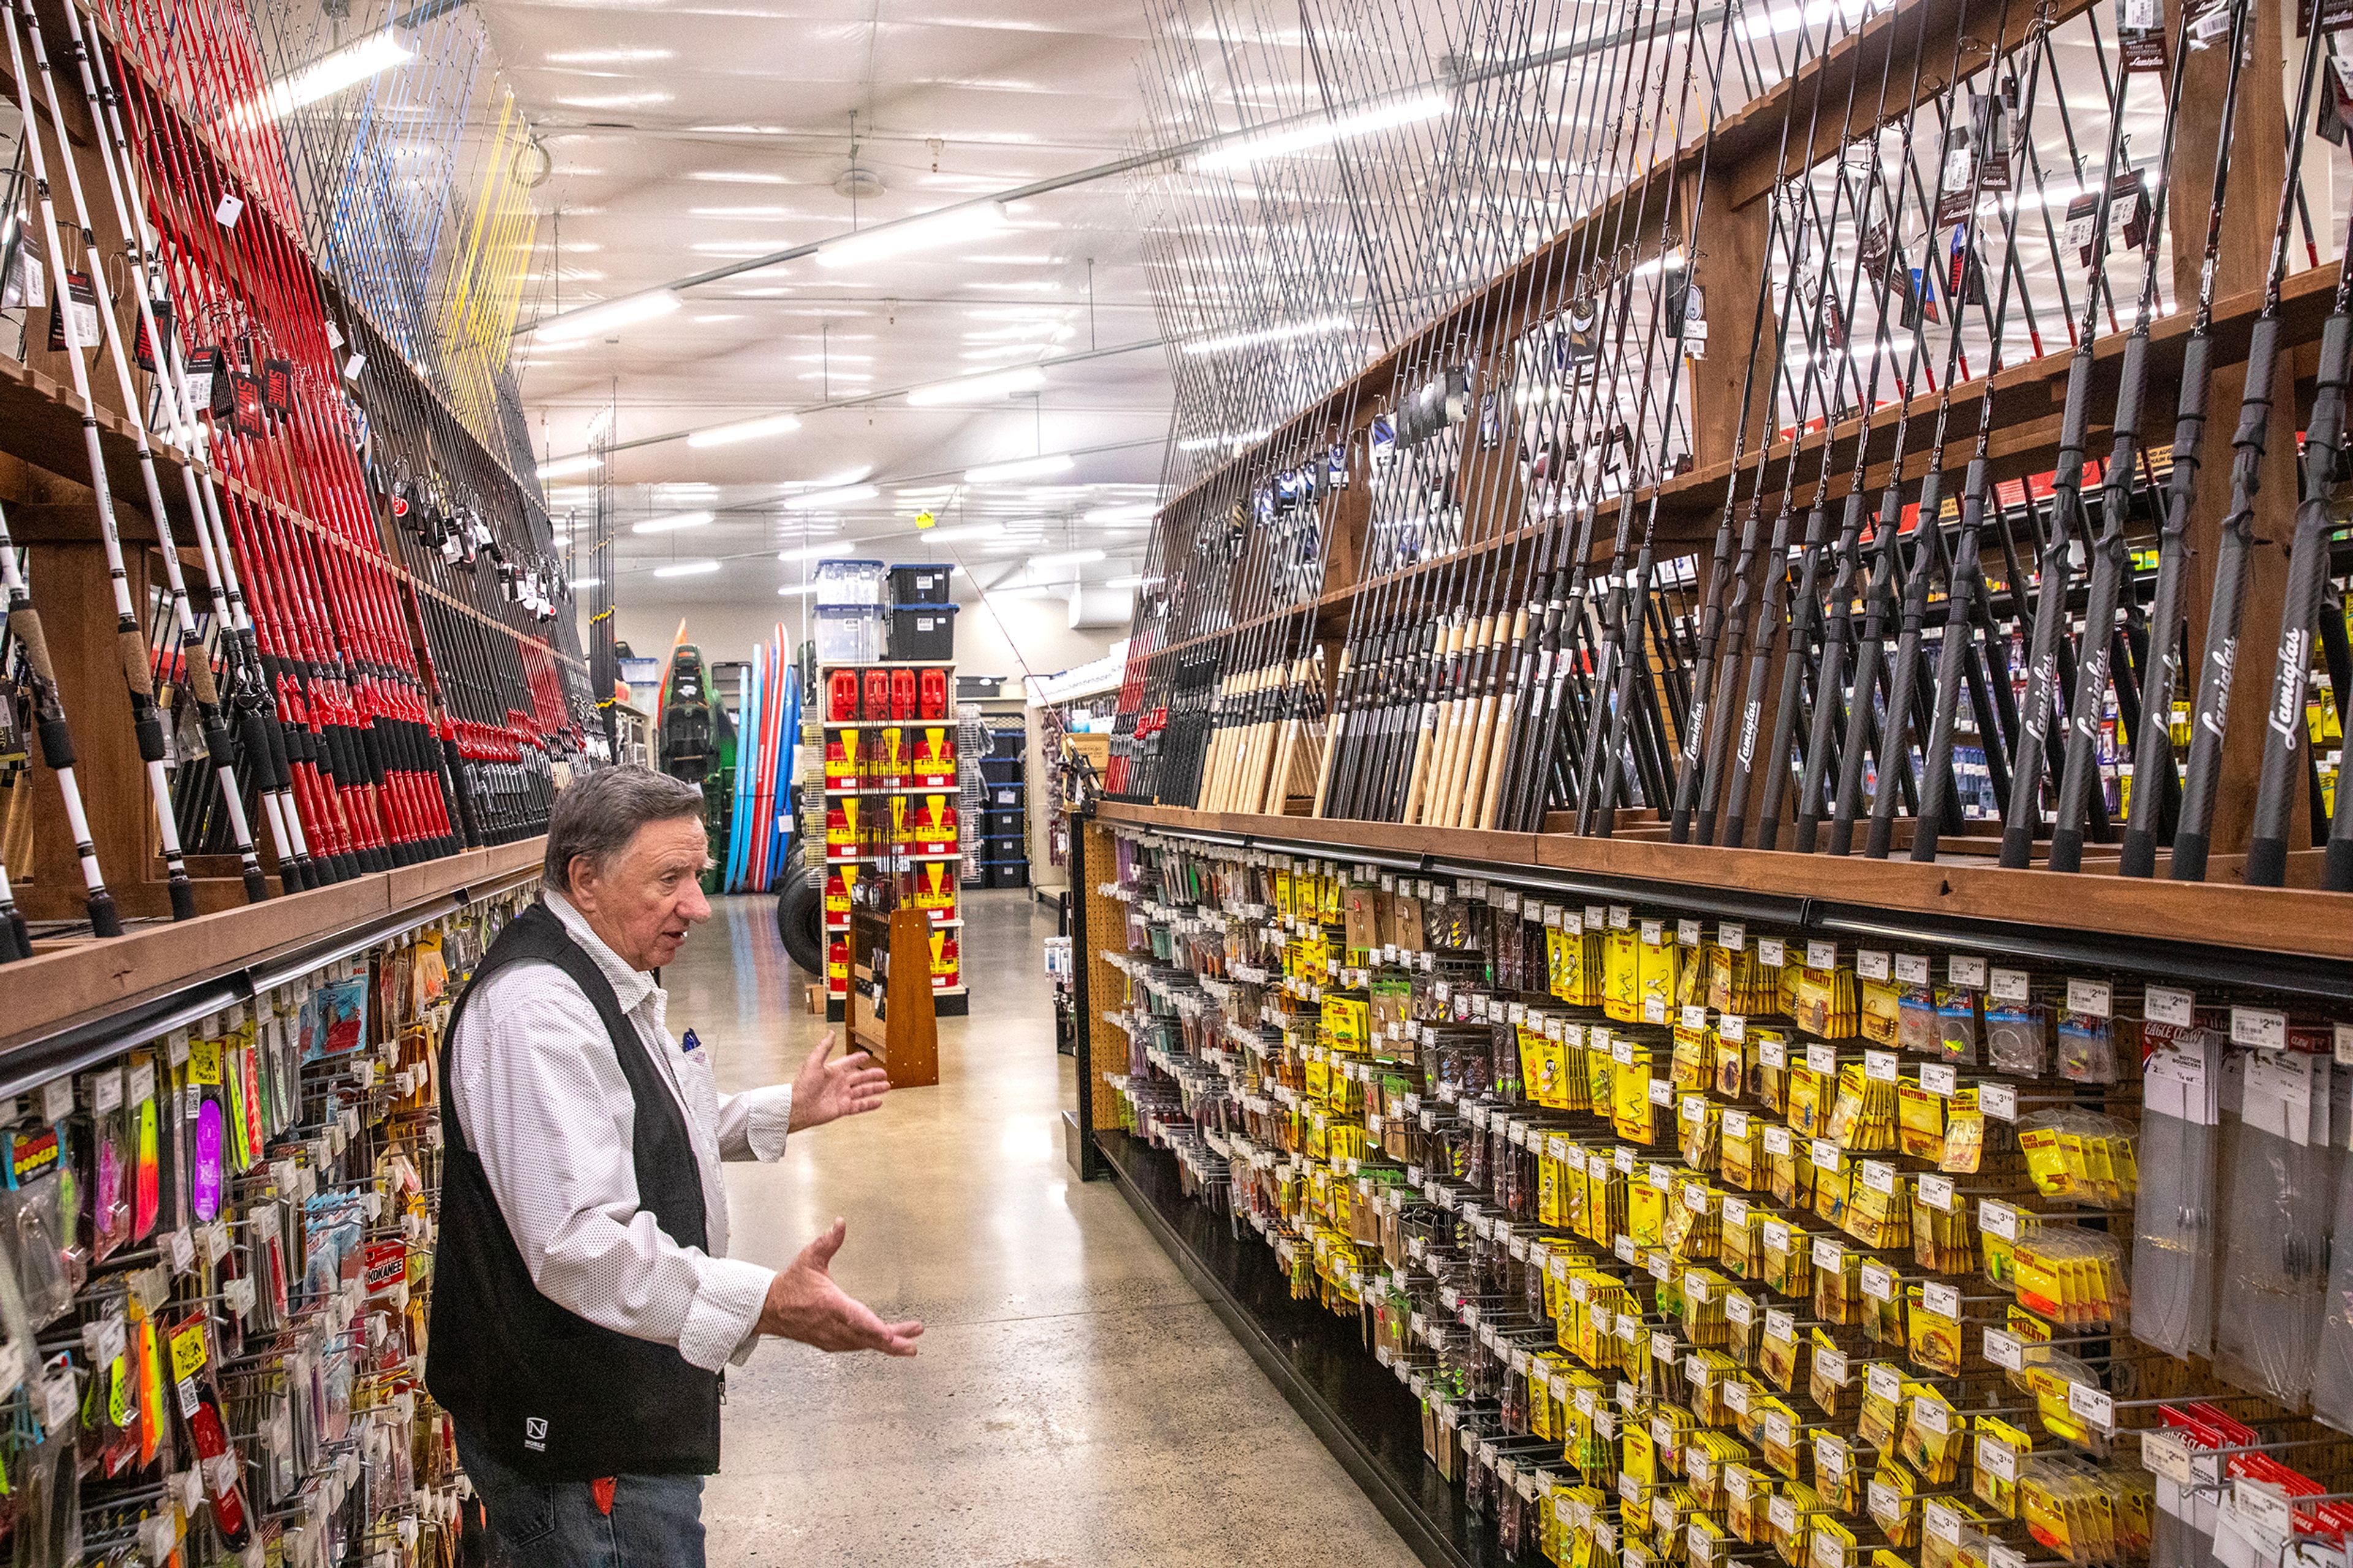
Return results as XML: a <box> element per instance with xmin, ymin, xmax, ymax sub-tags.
<box><xmin>1919</xmin><ymin>1174</ymin><xmax>1955</xmax><ymax>1211</ymax></box>
<box><xmin>1678</xmin><ymin>920</ymin><xmax>1702</xmax><ymax>947</ymax></box>
<box><xmin>1949</xmin><ymin>955</ymin><xmax>1988</xmax><ymax>989</ymax></box>
<box><xmin>2146</xmin><ymin>985</ymin><xmax>2195</xmax><ymax>1028</ymax></box>
<box><xmin>2067</xmin><ymin>979</ymin><xmax>2113</xmax><ymax>1019</ymax></box>
<box><xmin>1982</xmin><ymin>1328</ymin><xmax>2024</xmax><ymax>1371</ymax></box>
<box><xmin>1895</xmin><ymin>954</ymin><xmax>1931</xmax><ymax>985</ymax></box>
<box><xmin>1857</xmin><ymin>950</ymin><xmax>1892</xmax><ymax>982</ymax></box>
<box><xmin>1990</xmin><ymin>967</ymin><xmax>2030</xmax><ymax>1004</ymax></box>
<box><xmin>1865</xmin><ymin>1050</ymin><xmax>1899</xmax><ymax>1083</ymax></box>
<box><xmin>1980</xmin><ymin>1082</ymin><xmax>2017</xmax><ymax>1122</ymax></box>
<box><xmin>2232</xmin><ymin>1007</ymin><xmax>2289</xmax><ymax>1051</ymax></box>
<box><xmin>1921</xmin><ymin>1063</ymin><xmax>1957</xmax><ymax>1096</ymax></box>
<box><xmin>1759</xmin><ymin>938</ymin><xmax>1786</xmax><ymax>969</ymax></box>
<box><xmin>1806</xmin><ymin>940</ymin><xmax>1837</xmax><ymax>970</ymax></box>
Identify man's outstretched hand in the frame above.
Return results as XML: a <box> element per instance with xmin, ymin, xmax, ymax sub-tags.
<box><xmin>757</xmin><ymin>1220</ymin><xmax>923</xmax><ymax>1356</ymax></box>
<box><xmin>788</xmin><ymin>1032</ymin><xmax>891</xmax><ymax>1133</ymax></box>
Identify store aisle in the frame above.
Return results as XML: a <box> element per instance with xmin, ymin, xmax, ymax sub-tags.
<box><xmin>661</xmin><ymin>891</ymin><xmax>1420</xmax><ymax>1568</ymax></box>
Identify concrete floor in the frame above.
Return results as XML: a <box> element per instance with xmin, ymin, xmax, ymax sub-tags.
<box><xmin>662</xmin><ymin>890</ymin><xmax>1422</xmax><ymax>1568</ymax></box>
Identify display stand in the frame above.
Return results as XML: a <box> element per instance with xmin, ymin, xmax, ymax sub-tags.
<box><xmin>817</xmin><ymin>661</ymin><xmax>968</xmax><ymax>1020</ymax></box>
<box><xmin>847</xmin><ymin>904</ymin><xmax>940</xmax><ymax>1089</ymax></box>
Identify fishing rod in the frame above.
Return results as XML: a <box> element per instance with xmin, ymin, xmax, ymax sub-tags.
<box><xmin>2246</xmin><ymin>29</ymin><xmax>2353</xmax><ymax>887</ymax></box>
<box><xmin>2165</xmin><ymin>7</ymin><xmax>2332</xmax><ymax>883</ymax></box>
<box><xmin>1</xmin><ymin>0</ymin><xmax>200</xmax><ymax>922</ymax></box>
<box><xmin>1721</xmin><ymin>28</ymin><xmax>1881</xmax><ymax>850</ymax></box>
<box><xmin>1789</xmin><ymin>0</ymin><xmax>1946</xmax><ymax>855</ymax></box>
<box><xmin>1665</xmin><ymin>3</ymin><xmax>1806</xmax><ymax>846</ymax></box>
<box><xmin>1866</xmin><ymin>24</ymin><xmax>2059</xmax><ymax>862</ymax></box>
<box><xmin>1585</xmin><ymin>0</ymin><xmax>1739</xmax><ymax>837</ymax></box>
<box><xmin>1991</xmin><ymin>0</ymin><xmax>2148</xmax><ymax>869</ymax></box>
<box><xmin>1824</xmin><ymin>1</ymin><xmax>2029</xmax><ymax>857</ymax></box>
<box><xmin>24</xmin><ymin>0</ymin><xmax>276</xmax><ymax>905</ymax></box>
<box><xmin>1521</xmin><ymin>0</ymin><xmax>1694</xmax><ymax>830</ymax></box>
<box><xmin>2044</xmin><ymin>0</ymin><xmax>2205</xmax><ymax>873</ymax></box>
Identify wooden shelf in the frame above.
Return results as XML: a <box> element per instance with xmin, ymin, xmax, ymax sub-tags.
<box><xmin>1096</xmin><ymin>801</ymin><xmax>2353</xmax><ymax>969</ymax></box>
<box><xmin>3</xmin><ymin>836</ymin><xmax>545</xmax><ymax>1055</ymax></box>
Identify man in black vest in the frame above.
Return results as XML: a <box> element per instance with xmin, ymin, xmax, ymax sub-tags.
<box><xmin>428</xmin><ymin>765</ymin><xmax>922</xmax><ymax>1566</ymax></box>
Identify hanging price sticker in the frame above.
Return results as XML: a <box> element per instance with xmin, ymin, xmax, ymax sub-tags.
<box><xmin>1718</xmin><ymin>922</ymin><xmax>1746</xmax><ymax>951</ymax></box>
<box><xmin>1982</xmin><ymin>1328</ymin><xmax>2024</xmax><ymax>1371</ymax></box>
<box><xmin>1642</xmin><ymin>918</ymin><xmax>1665</xmax><ymax>947</ymax></box>
<box><xmin>1949</xmin><ymin>955</ymin><xmax>1988</xmax><ymax>989</ymax></box>
<box><xmin>2066</xmin><ymin>979</ymin><xmax>2113</xmax><ymax>1018</ymax></box>
<box><xmin>1678</xmin><ymin>919</ymin><xmax>1702</xmax><ymax>947</ymax></box>
<box><xmin>2067</xmin><ymin>1382</ymin><xmax>2115</xmax><ymax>1433</ymax></box>
<box><xmin>2231</xmin><ymin>1007</ymin><xmax>2289</xmax><ymax>1051</ymax></box>
<box><xmin>2146</xmin><ymin>985</ymin><xmax>2195</xmax><ymax>1028</ymax></box>
<box><xmin>1919</xmin><ymin>1173</ymin><xmax>1955</xmax><ymax>1211</ymax></box>
<box><xmin>1990</xmin><ymin>967</ymin><xmax>2030</xmax><ymax>1003</ymax></box>
<box><xmin>1980</xmin><ymin>1082</ymin><xmax>2017</xmax><ymax>1122</ymax></box>
<box><xmin>1857</xmin><ymin>950</ymin><xmax>1892</xmax><ymax>982</ymax></box>
<box><xmin>1806</xmin><ymin>939</ymin><xmax>1837</xmax><ymax>969</ymax></box>
<box><xmin>1979</xmin><ymin>1199</ymin><xmax>2020</xmax><ymax>1240</ymax></box>
<box><xmin>1758</xmin><ymin>937</ymin><xmax>1786</xmax><ymax>968</ymax></box>
<box><xmin>1921</xmin><ymin>1063</ymin><xmax>1957</xmax><ymax>1096</ymax></box>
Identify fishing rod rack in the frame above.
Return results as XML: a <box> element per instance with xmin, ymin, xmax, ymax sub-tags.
<box><xmin>0</xmin><ymin>0</ymin><xmax>591</xmax><ymax>950</ymax></box>
<box><xmin>1112</xmin><ymin>0</ymin><xmax>2353</xmax><ymax>922</ymax></box>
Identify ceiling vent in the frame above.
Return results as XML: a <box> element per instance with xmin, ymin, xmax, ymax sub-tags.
<box><xmin>832</xmin><ymin>166</ymin><xmax>887</xmax><ymax>201</ymax></box>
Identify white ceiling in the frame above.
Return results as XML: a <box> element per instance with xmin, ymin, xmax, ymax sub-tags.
<box><xmin>481</xmin><ymin>0</ymin><xmax>1180</xmax><ymax>610</ymax></box>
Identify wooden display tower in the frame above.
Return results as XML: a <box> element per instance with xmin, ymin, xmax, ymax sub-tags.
<box><xmin>845</xmin><ymin>904</ymin><xmax>939</xmax><ymax>1089</ymax></box>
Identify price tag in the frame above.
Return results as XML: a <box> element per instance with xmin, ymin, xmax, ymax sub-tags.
<box><xmin>1806</xmin><ymin>1043</ymin><xmax>1839</xmax><ymax>1075</ymax></box>
<box><xmin>1990</xmin><ymin>967</ymin><xmax>2030</xmax><ymax>1004</ymax></box>
<box><xmin>1860</xmin><ymin>1261</ymin><xmax>1895</xmax><ymax>1301</ymax></box>
<box><xmin>2147</xmin><ymin>985</ymin><xmax>2195</xmax><ymax>1028</ymax></box>
<box><xmin>2067</xmin><ymin>1382</ymin><xmax>2115</xmax><ymax>1433</ymax></box>
<box><xmin>39</xmin><ymin>1079</ymin><xmax>72</xmax><ymax>1124</ymax></box>
<box><xmin>1721</xmin><ymin>1193</ymin><xmax>1750</xmax><ymax>1229</ymax></box>
<box><xmin>1895</xmin><ymin>953</ymin><xmax>1931</xmax><ymax>985</ymax></box>
<box><xmin>1722</xmin><ymin>1110</ymin><xmax>1750</xmax><ymax>1142</ymax></box>
<box><xmin>1979</xmin><ymin>1199</ymin><xmax>2020</xmax><ymax>1241</ymax></box>
<box><xmin>1642</xmin><ymin>918</ymin><xmax>1665</xmax><ymax>946</ymax></box>
<box><xmin>1684</xmin><ymin>1006</ymin><xmax>1710</xmax><ymax>1031</ymax></box>
<box><xmin>1806</xmin><ymin>939</ymin><xmax>1837</xmax><ymax>970</ymax></box>
<box><xmin>1724</xmin><ymin>1380</ymin><xmax>1751</xmax><ymax>1415</ymax></box>
<box><xmin>1867</xmin><ymin>1363</ymin><xmax>1903</xmax><ymax>1403</ymax></box>
<box><xmin>1811</xmin><ymin>1138</ymin><xmax>1842</xmax><ymax>1172</ymax></box>
<box><xmin>2235</xmin><ymin>1480</ymin><xmax>2295</xmax><ymax>1543</ymax></box>
<box><xmin>1758</xmin><ymin>937</ymin><xmax>1786</xmax><ymax>969</ymax></box>
<box><xmin>1721</xmin><ymin>1014</ymin><xmax>1746</xmax><ymax>1043</ymax></box>
<box><xmin>1980</xmin><ymin>1082</ymin><xmax>2017</xmax><ymax>1122</ymax></box>
<box><xmin>1769</xmin><ymin>1495</ymin><xmax>1800</xmax><ymax>1534</ymax></box>
<box><xmin>2143</xmin><ymin>1431</ymin><xmax>2193</xmax><ymax>1487</ymax></box>
<box><xmin>1719</xmin><ymin>923</ymin><xmax>1746</xmax><ymax>951</ymax></box>
<box><xmin>1925</xmin><ymin>1502</ymin><xmax>1963</xmax><ymax>1547</ymax></box>
<box><xmin>1949</xmin><ymin>955</ymin><xmax>1988</xmax><ymax>989</ymax></box>
<box><xmin>1764</xmin><ymin>1126</ymin><xmax>1792</xmax><ymax>1157</ymax></box>
<box><xmin>1762</xmin><ymin>1223</ymin><xmax>1791</xmax><ymax>1257</ymax></box>
<box><xmin>1648</xmin><ymin>1078</ymin><xmax>1673</xmax><ymax>1106</ymax></box>
<box><xmin>2067</xmin><ymin>979</ymin><xmax>2113</xmax><ymax>1019</ymax></box>
<box><xmin>1725</xmin><ymin>1292</ymin><xmax>1754</xmax><ymax>1327</ymax></box>
<box><xmin>1587</xmin><ymin>905</ymin><xmax>1607</xmax><ymax>930</ymax></box>
<box><xmin>1857</xmin><ymin>950</ymin><xmax>1892</xmax><ymax>982</ymax></box>
<box><xmin>1982</xmin><ymin>1327</ymin><xmax>2024</xmax><ymax>1371</ymax></box>
<box><xmin>1920</xmin><ymin>1063</ymin><xmax>1957</xmax><ymax>1097</ymax></box>
<box><xmin>1757</xmin><ymin>1038</ymin><xmax>1784</xmax><ymax>1069</ymax></box>
<box><xmin>1859</xmin><ymin>1159</ymin><xmax>1896</xmax><ymax>1197</ymax></box>
<box><xmin>1813</xmin><ymin>1236</ymin><xmax>1846</xmax><ymax>1270</ymax></box>
<box><xmin>2232</xmin><ymin>1007</ymin><xmax>2289</xmax><ymax>1051</ymax></box>
<box><xmin>1678</xmin><ymin>919</ymin><xmax>1702</xmax><ymax>947</ymax></box>
<box><xmin>1864</xmin><ymin>1050</ymin><xmax>1899</xmax><ymax>1083</ymax></box>
<box><xmin>1978</xmin><ymin>1436</ymin><xmax>2018</xmax><ymax>1484</ymax></box>
<box><xmin>1610</xmin><ymin>906</ymin><xmax>1632</xmax><ymax>930</ymax></box>
<box><xmin>1923</xmin><ymin>1281</ymin><xmax>1962</xmax><ymax>1318</ymax></box>
<box><xmin>1918</xmin><ymin>1173</ymin><xmax>1955</xmax><ymax>1212</ymax></box>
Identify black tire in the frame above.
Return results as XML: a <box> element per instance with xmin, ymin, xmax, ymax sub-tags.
<box><xmin>776</xmin><ymin>855</ymin><xmax>825</xmax><ymax>976</ymax></box>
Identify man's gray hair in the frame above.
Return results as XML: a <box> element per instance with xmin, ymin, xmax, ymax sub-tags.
<box><xmin>545</xmin><ymin>765</ymin><xmax>706</xmax><ymax>892</ymax></box>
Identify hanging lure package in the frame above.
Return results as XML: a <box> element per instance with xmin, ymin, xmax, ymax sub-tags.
<box><xmin>2132</xmin><ymin>1024</ymin><xmax>2221</xmax><ymax>1360</ymax></box>
<box><xmin>2210</xmin><ymin>1045</ymin><xmax>2342</xmax><ymax>1408</ymax></box>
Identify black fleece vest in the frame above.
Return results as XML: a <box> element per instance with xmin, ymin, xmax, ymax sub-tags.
<box><xmin>425</xmin><ymin>901</ymin><xmax>723</xmax><ymax>1479</ymax></box>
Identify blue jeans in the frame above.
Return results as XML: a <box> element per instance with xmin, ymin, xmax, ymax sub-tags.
<box><xmin>456</xmin><ymin>1425</ymin><xmax>706</xmax><ymax>1568</ymax></box>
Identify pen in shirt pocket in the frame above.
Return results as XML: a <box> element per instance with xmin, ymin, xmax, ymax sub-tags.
<box><xmin>681</xmin><ymin>1028</ymin><xmax>702</xmax><ymax>1056</ymax></box>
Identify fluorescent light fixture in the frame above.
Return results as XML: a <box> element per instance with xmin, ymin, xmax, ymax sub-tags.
<box><xmin>652</xmin><ymin>559</ymin><xmax>722</xmax><ymax>578</ymax></box>
<box><xmin>777</xmin><ymin>541</ymin><xmax>857</xmax><ymax>561</ymax></box>
<box><xmin>905</xmin><ymin>365</ymin><xmax>1045</xmax><ymax>406</ymax></box>
<box><xmin>569</xmin><ymin>576</ymin><xmax>602</xmax><ymax>589</ymax></box>
<box><xmin>779</xmin><ymin>483</ymin><xmax>879</xmax><ymax>510</ymax></box>
<box><xmin>534</xmin><ymin>290</ymin><xmax>680</xmax><ymax>344</ymax></box>
<box><xmin>1084</xmin><ymin>504</ymin><xmax>1157</xmax><ymax>526</ymax></box>
<box><xmin>1194</xmin><ymin>91</ymin><xmax>1450</xmax><ymax>173</ymax></box>
<box><xmin>814</xmin><ymin>202</ymin><xmax>1009</xmax><ymax>270</ymax></box>
<box><xmin>256</xmin><ymin>31</ymin><xmax>412</xmax><ymax>120</ymax></box>
<box><xmin>966</xmin><ymin>452</ymin><xmax>1074</xmax><ymax>485</ymax></box>
<box><xmin>778</xmin><ymin>582</ymin><xmax>819</xmax><ymax>597</ymax></box>
<box><xmin>631</xmin><ymin>510</ymin><xmax>713</xmax><ymax>536</ymax></box>
<box><xmin>1028</xmin><ymin>548</ymin><xmax>1104</xmax><ymax>570</ymax></box>
<box><xmin>687</xmin><ymin>412</ymin><xmax>803</xmax><ymax>448</ymax></box>
<box><xmin>1181</xmin><ymin>316</ymin><xmax>1351</xmax><ymax>356</ymax></box>
<box><xmin>1104</xmin><ymin>575</ymin><xmax>1146</xmax><ymax>591</ymax></box>
<box><xmin>537</xmin><ymin>453</ymin><xmax>602</xmax><ymax>480</ymax></box>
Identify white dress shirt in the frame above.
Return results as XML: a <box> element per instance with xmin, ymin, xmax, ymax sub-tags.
<box><xmin>452</xmin><ymin>889</ymin><xmax>794</xmax><ymax>1371</ymax></box>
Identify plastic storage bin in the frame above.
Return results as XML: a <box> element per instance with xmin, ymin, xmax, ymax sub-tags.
<box><xmin>888</xmin><ymin>605</ymin><xmax>958</xmax><ymax>661</ymax></box>
<box><xmin>980</xmin><ymin>808</ymin><xmax>1023</xmax><ymax>839</ymax></box>
<box><xmin>814</xmin><ymin>559</ymin><xmax>887</xmax><ymax>607</ymax></box>
<box><xmin>984</xmin><ymin>784</ymin><xmax>1023</xmax><ymax>808</ymax></box>
<box><xmin>983</xmin><ymin>860</ymin><xmax>1030</xmax><ymax>889</ymax></box>
<box><xmin>985</xmin><ymin>727</ymin><xmax>1025</xmax><ymax>759</ymax></box>
<box><xmin>889</xmin><ymin>564</ymin><xmax>953</xmax><ymax>606</ymax></box>
<box><xmin>979</xmin><ymin>757</ymin><xmax>1021</xmax><ymax>787</ymax></box>
<box><xmin>815</xmin><ymin>605</ymin><xmax>884</xmax><ymax>664</ymax></box>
